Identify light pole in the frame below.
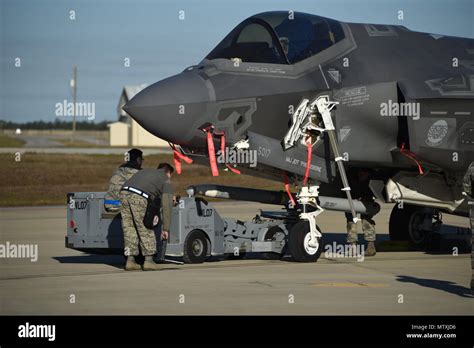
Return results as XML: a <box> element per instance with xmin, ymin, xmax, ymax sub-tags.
<box><xmin>71</xmin><ymin>66</ymin><xmax>77</xmax><ymax>143</ymax></box>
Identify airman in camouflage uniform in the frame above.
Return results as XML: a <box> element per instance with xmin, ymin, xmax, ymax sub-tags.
<box><xmin>120</xmin><ymin>163</ymin><xmax>174</xmax><ymax>271</ymax></box>
<box><xmin>104</xmin><ymin>149</ymin><xmax>143</xmax><ymax>212</ymax></box>
<box><xmin>462</xmin><ymin>162</ymin><xmax>473</xmax><ymax>294</ymax></box>
<box><xmin>120</xmin><ymin>191</ymin><xmax>156</xmax><ymax>257</ymax></box>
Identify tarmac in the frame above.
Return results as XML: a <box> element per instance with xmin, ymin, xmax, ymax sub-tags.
<box><xmin>0</xmin><ymin>202</ymin><xmax>472</xmax><ymax>315</ymax></box>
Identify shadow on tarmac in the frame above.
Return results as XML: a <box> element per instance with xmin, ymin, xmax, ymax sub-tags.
<box><xmin>54</xmin><ymin>255</ymin><xmax>125</xmax><ymax>269</ymax></box>
<box><xmin>54</xmin><ymin>231</ymin><xmax>467</xmax><ymax>267</ymax></box>
<box><xmin>396</xmin><ymin>275</ymin><xmax>473</xmax><ymax>298</ymax></box>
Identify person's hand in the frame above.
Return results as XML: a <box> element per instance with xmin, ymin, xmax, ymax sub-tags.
<box><xmin>161</xmin><ymin>231</ymin><xmax>169</xmax><ymax>240</ymax></box>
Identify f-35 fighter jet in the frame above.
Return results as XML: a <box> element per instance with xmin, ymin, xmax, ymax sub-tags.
<box><xmin>124</xmin><ymin>11</ymin><xmax>474</xmax><ymax>261</ymax></box>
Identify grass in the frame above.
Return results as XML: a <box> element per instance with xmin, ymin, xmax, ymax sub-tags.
<box><xmin>0</xmin><ymin>134</ymin><xmax>25</xmax><ymax>147</ymax></box>
<box><xmin>0</xmin><ymin>153</ymin><xmax>283</xmax><ymax>206</ymax></box>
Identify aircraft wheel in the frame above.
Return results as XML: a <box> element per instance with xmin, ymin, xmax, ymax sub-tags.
<box><xmin>389</xmin><ymin>204</ymin><xmax>416</xmax><ymax>241</ymax></box>
<box><xmin>288</xmin><ymin>221</ymin><xmax>323</xmax><ymax>262</ymax></box>
<box><xmin>389</xmin><ymin>204</ymin><xmax>436</xmax><ymax>248</ymax></box>
<box><xmin>183</xmin><ymin>230</ymin><xmax>209</xmax><ymax>264</ymax></box>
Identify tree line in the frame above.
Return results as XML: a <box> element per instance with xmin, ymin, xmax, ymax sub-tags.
<box><xmin>0</xmin><ymin>119</ymin><xmax>111</xmax><ymax>130</ymax></box>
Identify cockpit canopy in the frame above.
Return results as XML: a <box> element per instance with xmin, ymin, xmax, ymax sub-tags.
<box><xmin>206</xmin><ymin>11</ymin><xmax>345</xmax><ymax>65</ymax></box>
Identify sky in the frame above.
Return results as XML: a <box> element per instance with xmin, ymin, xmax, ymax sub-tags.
<box><xmin>1</xmin><ymin>0</ymin><xmax>473</xmax><ymax>123</ymax></box>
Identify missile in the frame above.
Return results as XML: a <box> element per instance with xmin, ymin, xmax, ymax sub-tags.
<box><xmin>187</xmin><ymin>184</ymin><xmax>380</xmax><ymax>216</ymax></box>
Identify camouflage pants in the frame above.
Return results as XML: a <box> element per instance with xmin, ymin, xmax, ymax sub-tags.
<box><xmin>346</xmin><ymin>213</ymin><xmax>376</xmax><ymax>243</ymax></box>
<box><xmin>120</xmin><ymin>190</ymin><xmax>156</xmax><ymax>256</ymax></box>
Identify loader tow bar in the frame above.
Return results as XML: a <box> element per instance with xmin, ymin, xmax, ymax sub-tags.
<box><xmin>283</xmin><ymin>95</ymin><xmax>359</xmax><ymax>248</ymax></box>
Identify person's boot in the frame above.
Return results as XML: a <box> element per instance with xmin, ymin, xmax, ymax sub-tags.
<box><xmin>365</xmin><ymin>241</ymin><xmax>377</xmax><ymax>256</ymax></box>
<box><xmin>125</xmin><ymin>256</ymin><xmax>142</xmax><ymax>271</ymax></box>
<box><xmin>346</xmin><ymin>242</ymin><xmax>358</xmax><ymax>257</ymax></box>
<box><xmin>142</xmin><ymin>256</ymin><xmax>162</xmax><ymax>271</ymax></box>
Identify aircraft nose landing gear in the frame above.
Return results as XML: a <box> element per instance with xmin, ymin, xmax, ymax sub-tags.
<box><xmin>283</xmin><ymin>95</ymin><xmax>359</xmax><ymax>262</ymax></box>
<box><xmin>298</xmin><ymin>185</ymin><xmax>324</xmax><ymax>249</ymax></box>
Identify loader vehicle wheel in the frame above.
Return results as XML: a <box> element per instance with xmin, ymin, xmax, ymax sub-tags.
<box><xmin>183</xmin><ymin>230</ymin><xmax>209</xmax><ymax>264</ymax></box>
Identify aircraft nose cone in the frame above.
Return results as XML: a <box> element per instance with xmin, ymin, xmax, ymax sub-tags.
<box><xmin>123</xmin><ymin>71</ymin><xmax>214</xmax><ymax>145</ymax></box>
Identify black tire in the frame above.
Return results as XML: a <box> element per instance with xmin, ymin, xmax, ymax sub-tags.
<box><xmin>262</xmin><ymin>226</ymin><xmax>286</xmax><ymax>260</ymax></box>
<box><xmin>183</xmin><ymin>230</ymin><xmax>209</xmax><ymax>264</ymax></box>
<box><xmin>288</xmin><ymin>221</ymin><xmax>323</xmax><ymax>262</ymax></box>
<box><xmin>389</xmin><ymin>204</ymin><xmax>417</xmax><ymax>240</ymax></box>
<box><xmin>389</xmin><ymin>204</ymin><xmax>433</xmax><ymax>248</ymax></box>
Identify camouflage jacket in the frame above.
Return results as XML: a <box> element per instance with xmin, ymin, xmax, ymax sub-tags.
<box><xmin>104</xmin><ymin>165</ymin><xmax>140</xmax><ymax>211</ymax></box>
